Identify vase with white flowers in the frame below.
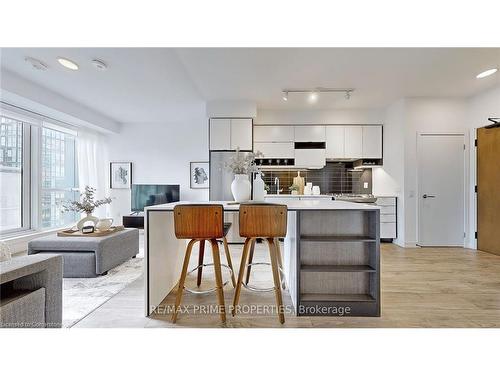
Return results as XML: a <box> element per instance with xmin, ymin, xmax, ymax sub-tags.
<box><xmin>62</xmin><ymin>186</ymin><xmax>114</xmax><ymax>231</ymax></box>
<box><xmin>225</xmin><ymin>148</ymin><xmax>263</xmax><ymax>202</ymax></box>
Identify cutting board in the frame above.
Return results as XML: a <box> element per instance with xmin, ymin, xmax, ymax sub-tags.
<box><xmin>293</xmin><ymin>171</ymin><xmax>305</xmax><ymax>195</ymax></box>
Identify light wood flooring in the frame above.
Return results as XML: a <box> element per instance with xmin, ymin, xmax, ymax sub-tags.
<box><xmin>75</xmin><ymin>242</ymin><xmax>500</xmax><ymax>328</ymax></box>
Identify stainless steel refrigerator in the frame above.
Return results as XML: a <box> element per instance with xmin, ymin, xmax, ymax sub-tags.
<box><xmin>209</xmin><ymin>151</ymin><xmax>252</xmax><ymax>243</ymax></box>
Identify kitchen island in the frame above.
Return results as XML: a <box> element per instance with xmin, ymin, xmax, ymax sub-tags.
<box><xmin>144</xmin><ymin>199</ymin><xmax>380</xmax><ymax>317</ymax></box>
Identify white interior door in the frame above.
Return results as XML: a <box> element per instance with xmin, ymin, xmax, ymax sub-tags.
<box><xmin>418</xmin><ymin>134</ymin><xmax>465</xmax><ymax>246</ymax></box>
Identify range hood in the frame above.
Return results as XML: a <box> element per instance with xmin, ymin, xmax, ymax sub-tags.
<box><xmin>294</xmin><ymin>142</ymin><xmax>326</xmax><ymax>169</ymax></box>
<box><xmin>353</xmin><ymin>159</ymin><xmax>383</xmax><ymax>169</ymax></box>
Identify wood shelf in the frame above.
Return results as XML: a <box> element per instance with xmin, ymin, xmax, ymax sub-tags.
<box><xmin>300</xmin><ymin>235</ymin><xmax>376</xmax><ymax>243</ymax></box>
<box><xmin>301</xmin><ymin>265</ymin><xmax>376</xmax><ymax>273</ymax></box>
<box><xmin>300</xmin><ymin>293</ymin><xmax>375</xmax><ymax>302</ymax></box>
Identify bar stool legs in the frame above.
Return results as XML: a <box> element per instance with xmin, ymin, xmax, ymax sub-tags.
<box><xmin>232</xmin><ymin>237</ymin><xmax>285</xmax><ymax>324</ymax></box>
<box><xmin>172</xmin><ymin>239</ymin><xmax>227</xmax><ymax>324</ymax></box>
<box><xmin>222</xmin><ymin>237</ymin><xmax>237</xmax><ymax>288</ymax></box>
<box><xmin>232</xmin><ymin>238</ymin><xmax>253</xmax><ymax>316</ymax></box>
<box><xmin>210</xmin><ymin>239</ymin><xmax>226</xmax><ymax>323</ymax></box>
<box><xmin>267</xmin><ymin>238</ymin><xmax>285</xmax><ymax>324</ymax></box>
<box><xmin>196</xmin><ymin>240</ymin><xmax>205</xmax><ymax>287</ymax></box>
<box><xmin>245</xmin><ymin>240</ymin><xmax>256</xmax><ymax>284</ymax></box>
<box><xmin>172</xmin><ymin>239</ymin><xmax>196</xmax><ymax>323</ymax></box>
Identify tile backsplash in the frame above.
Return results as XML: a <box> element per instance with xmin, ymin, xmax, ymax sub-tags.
<box><xmin>261</xmin><ymin>162</ymin><xmax>372</xmax><ymax>195</ymax></box>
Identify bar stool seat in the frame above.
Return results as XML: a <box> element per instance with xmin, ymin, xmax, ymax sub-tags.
<box><xmin>172</xmin><ymin>204</ymin><xmax>236</xmax><ymax>323</ymax></box>
<box><xmin>232</xmin><ymin>203</ymin><xmax>288</xmax><ymax>324</ymax></box>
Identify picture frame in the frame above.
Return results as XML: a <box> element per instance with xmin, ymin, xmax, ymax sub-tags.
<box><xmin>190</xmin><ymin>161</ymin><xmax>209</xmax><ymax>189</ymax></box>
<box><xmin>110</xmin><ymin>162</ymin><xmax>132</xmax><ymax>189</ymax></box>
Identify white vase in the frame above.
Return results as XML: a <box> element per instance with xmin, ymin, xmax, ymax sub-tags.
<box><xmin>77</xmin><ymin>213</ymin><xmax>99</xmax><ymax>231</ymax></box>
<box><xmin>253</xmin><ymin>173</ymin><xmax>265</xmax><ymax>201</ymax></box>
<box><xmin>231</xmin><ymin>174</ymin><xmax>251</xmax><ymax>202</ymax></box>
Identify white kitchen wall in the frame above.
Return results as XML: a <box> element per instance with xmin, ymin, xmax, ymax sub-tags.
<box><xmin>105</xmin><ymin>119</ymin><xmax>209</xmax><ymax>224</ymax></box>
<box><xmin>373</xmin><ymin>99</ymin><xmax>406</xmax><ymax>247</ymax></box>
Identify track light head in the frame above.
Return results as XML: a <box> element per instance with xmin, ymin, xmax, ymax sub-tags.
<box><xmin>282</xmin><ymin>91</ymin><xmax>288</xmax><ymax>101</ymax></box>
<box><xmin>345</xmin><ymin>91</ymin><xmax>351</xmax><ymax>100</ymax></box>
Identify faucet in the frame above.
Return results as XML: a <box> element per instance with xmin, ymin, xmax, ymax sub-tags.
<box><xmin>274</xmin><ymin>177</ymin><xmax>283</xmax><ymax>195</ymax></box>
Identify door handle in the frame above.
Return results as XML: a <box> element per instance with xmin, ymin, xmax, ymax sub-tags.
<box><xmin>422</xmin><ymin>194</ymin><xmax>436</xmax><ymax>198</ymax></box>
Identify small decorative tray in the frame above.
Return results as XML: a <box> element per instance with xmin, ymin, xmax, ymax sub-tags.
<box><xmin>57</xmin><ymin>225</ymin><xmax>125</xmax><ymax>237</ymax></box>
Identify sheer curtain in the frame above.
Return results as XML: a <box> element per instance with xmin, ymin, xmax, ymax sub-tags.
<box><xmin>76</xmin><ymin>130</ymin><xmax>110</xmax><ymax>218</ymax></box>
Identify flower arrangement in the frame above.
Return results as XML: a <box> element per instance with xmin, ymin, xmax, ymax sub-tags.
<box><xmin>62</xmin><ymin>186</ymin><xmax>114</xmax><ymax>215</ymax></box>
<box><xmin>225</xmin><ymin>148</ymin><xmax>264</xmax><ymax>174</ymax></box>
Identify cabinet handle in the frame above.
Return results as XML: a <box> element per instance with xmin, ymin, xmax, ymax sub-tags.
<box><xmin>422</xmin><ymin>194</ymin><xmax>436</xmax><ymax>198</ymax></box>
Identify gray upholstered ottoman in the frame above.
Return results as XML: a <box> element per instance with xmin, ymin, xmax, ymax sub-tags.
<box><xmin>28</xmin><ymin>228</ymin><xmax>139</xmax><ymax>278</ymax></box>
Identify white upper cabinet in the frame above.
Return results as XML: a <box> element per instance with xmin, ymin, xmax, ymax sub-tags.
<box><xmin>325</xmin><ymin>126</ymin><xmax>345</xmax><ymax>159</ymax></box>
<box><xmin>254</xmin><ymin>126</ymin><xmax>294</xmax><ymax>142</ymax></box>
<box><xmin>294</xmin><ymin>126</ymin><xmax>326</xmax><ymax>142</ymax></box>
<box><xmin>209</xmin><ymin>118</ymin><xmax>252</xmax><ymax>150</ymax></box>
<box><xmin>362</xmin><ymin>126</ymin><xmax>383</xmax><ymax>158</ymax></box>
<box><xmin>209</xmin><ymin>119</ymin><xmax>231</xmax><ymax>150</ymax></box>
<box><xmin>254</xmin><ymin>142</ymin><xmax>294</xmax><ymax>158</ymax></box>
<box><xmin>230</xmin><ymin>118</ymin><xmax>253</xmax><ymax>150</ymax></box>
<box><xmin>344</xmin><ymin>126</ymin><xmax>363</xmax><ymax>159</ymax></box>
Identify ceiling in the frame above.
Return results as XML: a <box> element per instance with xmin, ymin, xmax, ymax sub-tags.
<box><xmin>1</xmin><ymin>48</ymin><xmax>500</xmax><ymax>123</ymax></box>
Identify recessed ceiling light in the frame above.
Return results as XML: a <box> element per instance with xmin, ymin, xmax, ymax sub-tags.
<box><xmin>309</xmin><ymin>91</ymin><xmax>318</xmax><ymax>103</ymax></box>
<box><xmin>57</xmin><ymin>57</ymin><xmax>79</xmax><ymax>71</ymax></box>
<box><xmin>91</xmin><ymin>59</ymin><xmax>108</xmax><ymax>71</ymax></box>
<box><xmin>476</xmin><ymin>68</ymin><xmax>498</xmax><ymax>79</ymax></box>
<box><xmin>25</xmin><ymin>57</ymin><xmax>48</xmax><ymax>71</ymax></box>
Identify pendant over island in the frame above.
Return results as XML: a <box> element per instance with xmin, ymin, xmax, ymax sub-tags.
<box><xmin>144</xmin><ymin>199</ymin><xmax>380</xmax><ymax>318</ymax></box>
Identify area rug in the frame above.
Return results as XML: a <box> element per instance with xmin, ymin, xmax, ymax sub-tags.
<box><xmin>62</xmin><ymin>257</ymin><xmax>143</xmax><ymax>327</ymax></box>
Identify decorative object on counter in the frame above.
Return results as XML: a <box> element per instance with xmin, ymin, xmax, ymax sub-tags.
<box><xmin>289</xmin><ymin>184</ymin><xmax>300</xmax><ymax>195</ymax></box>
<box><xmin>312</xmin><ymin>185</ymin><xmax>321</xmax><ymax>195</ymax></box>
<box><xmin>57</xmin><ymin>225</ymin><xmax>125</xmax><ymax>237</ymax></box>
<box><xmin>190</xmin><ymin>161</ymin><xmax>209</xmax><ymax>189</ymax></box>
<box><xmin>253</xmin><ymin>172</ymin><xmax>266</xmax><ymax>201</ymax></box>
<box><xmin>225</xmin><ymin>148</ymin><xmax>263</xmax><ymax>202</ymax></box>
<box><xmin>110</xmin><ymin>162</ymin><xmax>132</xmax><ymax>189</ymax></box>
<box><xmin>293</xmin><ymin>171</ymin><xmax>305</xmax><ymax>194</ymax></box>
<box><xmin>303</xmin><ymin>182</ymin><xmax>313</xmax><ymax>195</ymax></box>
<box><xmin>0</xmin><ymin>241</ymin><xmax>12</xmax><ymax>262</ymax></box>
<box><xmin>81</xmin><ymin>225</ymin><xmax>95</xmax><ymax>234</ymax></box>
<box><xmin>62</xmin><ymin>186</ymin><xmax>114</xmax><ymax>231</ymax></box>
<box><xmin>96</xmin><ymin>218</ymin><xmax>114</xmax><ymax>231</ymax></box>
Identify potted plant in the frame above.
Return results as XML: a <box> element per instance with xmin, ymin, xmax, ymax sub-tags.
<box><xmin>62</xmin><ymin>186</ymin><xmax>114</xmax><ymax>231</ymax></box>
<box><xmin>289</xmin><ymin>184</ymin><xmax>300</xmax><ymax>195</ymax></box>
<box><xmin>225</xmin><ymin>148</ymin><xmax>263</xmax><ymax>202</ymax></box>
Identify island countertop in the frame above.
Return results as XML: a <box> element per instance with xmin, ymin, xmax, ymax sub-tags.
<box><xmin>145</xmin><ymin>199</ymin><xmax>380</xmax><ymax>211</ymax></box>
<box><xmin>144</xmin><ymin>198</ymin><xmax>381</xmax><ymax>318</ymax></box>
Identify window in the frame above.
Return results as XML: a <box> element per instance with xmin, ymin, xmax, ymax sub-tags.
<box><xmin>0</xmin><ymin>108</ymin><xmax>80</xmax><ymax>236</ymax></box>
<box><xmin>40</xmin><ymin>125</ymin><xmax>79</xmax><ymax>229</ymax></box>
<box><xmin>0</xmin><ymin>116</ymin><xmax>30</xmax><ymax>234</ymax></box>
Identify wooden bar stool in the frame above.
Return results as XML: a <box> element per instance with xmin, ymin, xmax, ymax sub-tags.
<box><xmin>232</xmin><ymin>203</ymin><xmax>288</xmax><ymax>324</ymax></box>
<box><xmin>172</xmin><ymin>204</ymin><xmax>235</xmax><ymax>323</ymax></box>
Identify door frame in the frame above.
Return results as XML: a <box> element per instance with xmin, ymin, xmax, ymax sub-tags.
<box><xmin>416</xmin><ymin>132</ymin><xmax>467</xmax><ymax>247</ymax></box>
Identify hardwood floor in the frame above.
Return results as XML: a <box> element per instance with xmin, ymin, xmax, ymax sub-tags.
<box><xmin>75</xmin><ymin>243</ymin><xmax>500</xmax><ymax>328</ymax></box>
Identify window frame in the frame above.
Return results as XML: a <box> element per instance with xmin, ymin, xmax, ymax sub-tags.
<box><xmin>0</xmin><ymin>114</ymin><xmax>32</xmax><ymax>236</ymax></box>
<box><xmin>0</xmin><ymin>106</ymin><xmax>79</xmax><ymax>237</ymax></box>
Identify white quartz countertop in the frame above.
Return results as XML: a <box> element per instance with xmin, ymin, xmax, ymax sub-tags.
<box><xmin>145</xmin><ymin>199</ymin><xmax>380</xmax><ymax>211</ymax></box>
<box><xmin>265</xmin><ymin>194</ymin><xmax>333</xmax><ymax>198</ymax></box>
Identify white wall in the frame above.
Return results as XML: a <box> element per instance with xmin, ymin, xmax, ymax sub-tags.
<box><xmin>403</xmin><ymin>98</ymin><xmax>467</xmax><ymax>247</ymax></box>
<box><xmin>106</xmin><ymin>119</ymin><xmax>209</xmax><ymax>224</ymax></box>
<box><xmin>373</xmin><ymin>99</ymin><xmax>406</xmax><ymax>246</ymax></box>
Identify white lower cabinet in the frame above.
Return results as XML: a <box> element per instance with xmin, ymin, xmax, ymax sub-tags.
<box><xmin>375</xmin><ymin>196</ymin><xmax>397</xmax><ymax>240</ymax></box>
